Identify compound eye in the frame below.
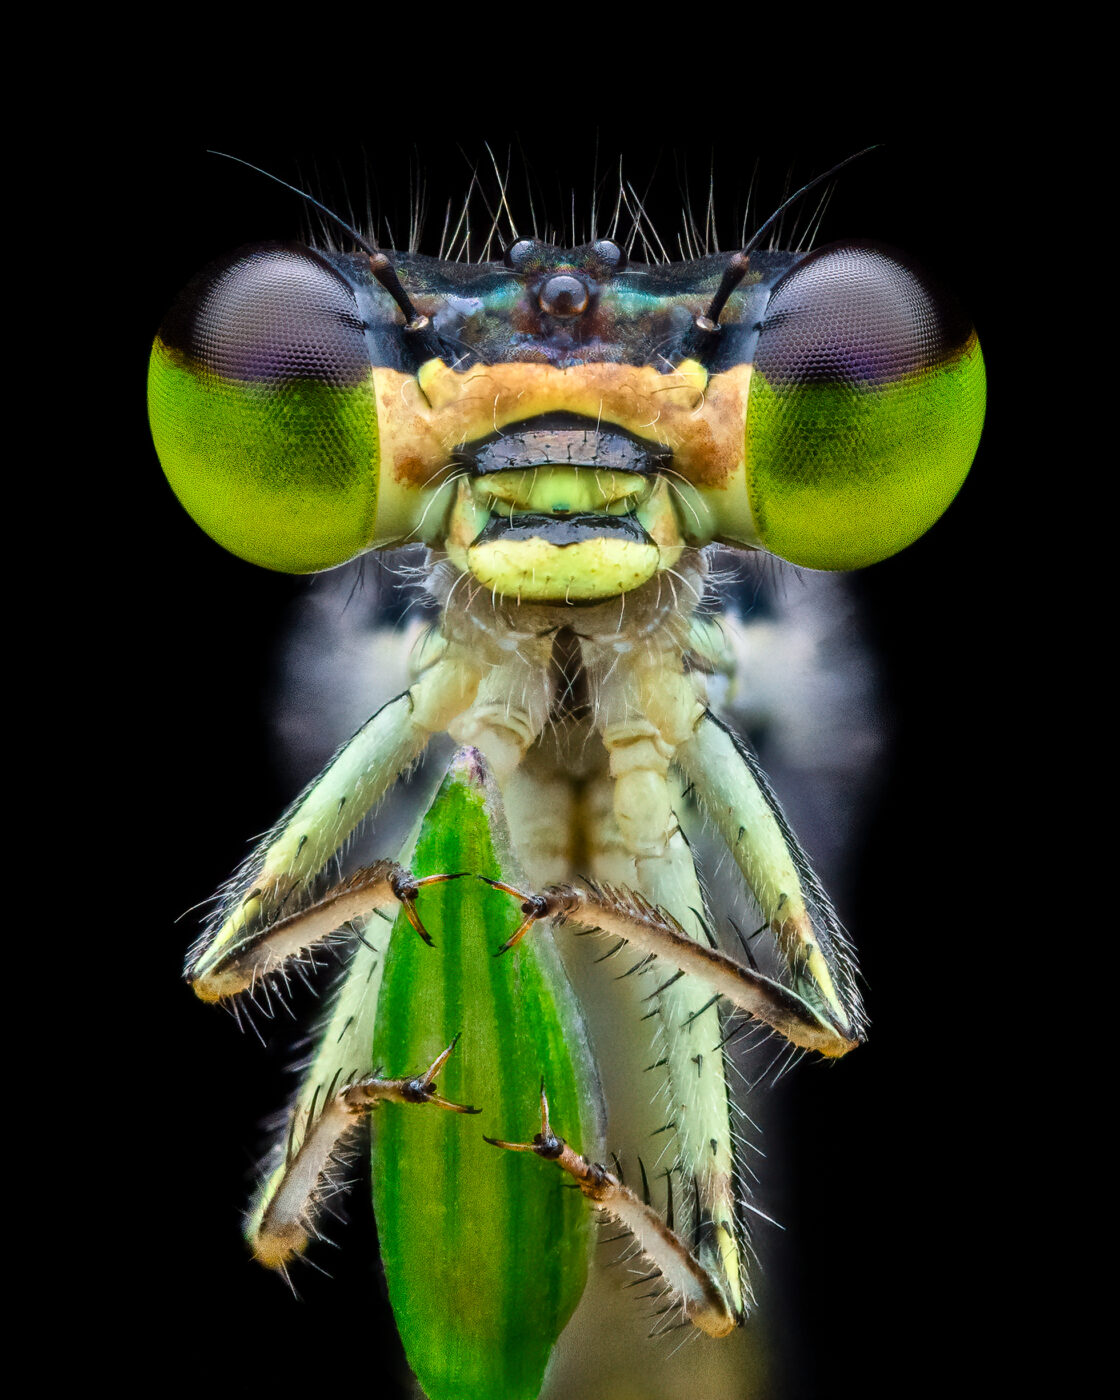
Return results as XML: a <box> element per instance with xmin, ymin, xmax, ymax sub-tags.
<box><xmin>745</xmin><ymin>242</ymin><xmax>985</xmax><ymax>569</ymax></box>
<box><xmin>148</xmin><ymin>244</ymin><xmax>381</xmax><ymax>572</ymax></box>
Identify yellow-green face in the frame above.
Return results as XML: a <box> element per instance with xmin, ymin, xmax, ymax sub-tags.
<box><xmin>149</xmin><ymin>236</ymin><xmax>984</xmax><ymax>596</ymax></box>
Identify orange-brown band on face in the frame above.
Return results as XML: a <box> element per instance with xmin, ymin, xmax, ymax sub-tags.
<box><xmin>373</xmin><ymin>360</ymin><xmax>752</xmax><ymax>493</ymax></box>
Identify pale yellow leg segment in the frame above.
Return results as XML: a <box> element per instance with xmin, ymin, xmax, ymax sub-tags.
<box><xmin>187</xmin><ymin>647</ymin><xmax>487</xmax><ymax>994</ymax></box>
<box><xmin>635</xmin><ymin>833</ymin><xmax>749</xmax><ymax>1319</ymax></box>
<box><xmin>246</xmin><ymin>929</ymin><xmax>383</xmax><ymax>1265</ymax></box>
<box><xmin>502</xmin><ymin>744</ymin><xmax>580</xmax><ymax>884</ymax></box>
<box><xmin>447</xmin><ymin>637</ymin><xmax>556</xmax><ymax>784</ymax></box>
<box><xmin>251</xmin><ymin>1037</ymin><xmax>478</xmax><ymax>1270</ymax></box>
<box><xmin>494</xmin><ymin>878</ymin><xmax>855</xmax><ymax>1055</ymax></box>
<box><xmin>677</xmin><ymin>712</ymin><xmax>866</xmax><ymax>1038</ymax></box>
<box><xmin>591</xmin><ymin>638</ymin><xmax>705</xmax><ymax>860</ymax></box>
<box><xmin>597</xmin><ymin>653</ymin><xmax>683</xmax><ymax>859</ymax></box>
<box><xmin>487</xmin><ymin>1085</ymin><xmax>736</xmax><ymax>1338</ymax></box>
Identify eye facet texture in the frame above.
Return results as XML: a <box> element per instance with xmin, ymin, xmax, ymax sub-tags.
<box><xmin>745</xmin><ymin>242</ymin><xmax>985</xmax><ymax>569</ymax></box>
<box><xmin>149</xmin><ymin>244</ymin><xmax>380</xmax><ymax>573</ymax></box>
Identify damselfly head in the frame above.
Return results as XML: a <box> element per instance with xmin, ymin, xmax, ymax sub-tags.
<box><xmin>149</xmin><ymin>179</ymin><xmax>984</xmax><ymax>596</ymax></box>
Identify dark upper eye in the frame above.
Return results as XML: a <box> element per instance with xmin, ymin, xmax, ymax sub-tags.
<box><xmin>157</xmin><ymin>242</ymin><xmax>371</xmax><ymax>387</ymax></box>
<box><xmin>755</xmin><ymin>241</ymin><xmax>974</xmax><ymax>388</ymax></box>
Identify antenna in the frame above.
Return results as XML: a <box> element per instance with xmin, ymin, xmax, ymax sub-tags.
<box><xmin>207</xmin><ymin>150</ymin><xmax>437</xmax><ymax>342</ymax></box>
<box><xmin>686</xmin><ymin>145</ymin><xmax>881</xmax><ymax>351</ymax></box>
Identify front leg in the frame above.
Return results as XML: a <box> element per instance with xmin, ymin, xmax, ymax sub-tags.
<box><xmin>488</xmin><ymin>878</ymin><xmax>855</xmax><ymax>1057</ymax></box>
<box><xmin>188</xmin><ymin>860</ymin><xmax>461</xmax><ymax>1002</ymax></box>
<box><xmin>584</xmin><ymin>638</ymin><xmax>865</xmax><ymax>1045</ymax></box>
<box><xmin>677</xmin><ymin>711</ymin><xmax>866</xmax><ymax>1040</ymax></box>
<box><xmin>185</xmin><ymin>636</ymin><xmax>495</xmax><ymax>999</ymax></box>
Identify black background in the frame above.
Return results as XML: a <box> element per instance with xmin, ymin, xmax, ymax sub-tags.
<box><xmin>105</xmin><ymin>106</ymin><xmax>1025</xmax><ymax>1398</ymax></box>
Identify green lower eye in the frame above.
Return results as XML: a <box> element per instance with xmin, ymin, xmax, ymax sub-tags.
<box><xmin>743</xmin><ymin>242</ymin><xmax>986</xmax><ymax>570</ymax></box>
<box><xmin>148</xmin><ymin>245</ymin><xmax>381</xmax><ymax>573</ymax></box>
